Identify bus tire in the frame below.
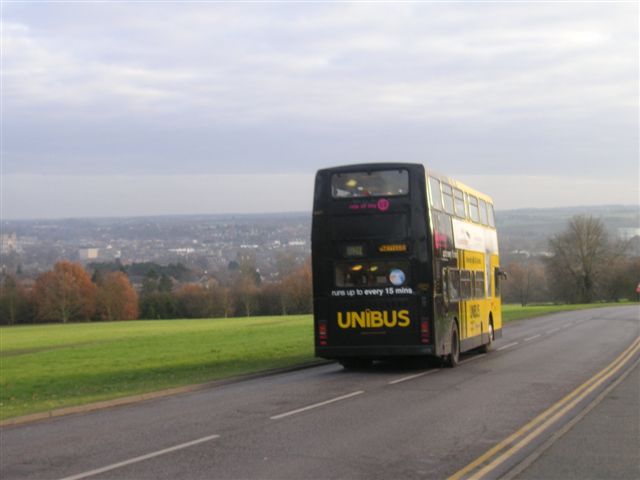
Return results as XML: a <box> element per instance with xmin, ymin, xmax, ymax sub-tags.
<box><xmin>339</xmin><ymin>358</ymin><xmax>372</xmax><ymax>370</ymax></box>
<box><xmin>480</xmin><ymin>319</ymin><xmax>494</xmax><ymax>354</ymax></box>
<box><xmin>444</xmin><ymin>322</ymin><xmax>460</xmax><ymax>368</ymax></box>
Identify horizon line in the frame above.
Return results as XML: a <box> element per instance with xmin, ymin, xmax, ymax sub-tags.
<box><xmin>2</xmin><ymin>203</ymin><xmax>637</xmax><ymax>223</ymax></box>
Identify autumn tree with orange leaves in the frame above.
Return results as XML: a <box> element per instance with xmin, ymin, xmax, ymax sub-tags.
<box><xmin>96</xmin><ymin>271</ymin><xmax>139</xmax><ymax>321</ymax></box>
<box><xmin>33</xmin><ymin>261</ymin><xmax>97</xmax><ymax>323</ymax></box>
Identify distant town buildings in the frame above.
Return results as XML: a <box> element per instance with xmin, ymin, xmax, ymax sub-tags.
<box><xmin>618</xmin><ymin>228</ymin><xmax>640</xmax><ymax>241</ymax></box>
<box><xmin>1</xmin><ymin>233</ymin><xmax>18</xmax><ymax>254</ymax></box>
<box><xmin>168</xmin><ymin>248</ymin><xmax>196</xmax><ymax>256</ymax></box>
<box><xmin>288</xmin><ymin>239</ymin><xmax>306</xmax><ymax>246</ymax></box>
<box><xmin>78</xmin><ymin>248</ymin><xmax>100</xmax><ymax>261</ymax></box>
<box><xmin>78</xmin><ymin>247</ymin><xmax>121</xmax><ymax>262</ymax></box>
<box><xmin>0</xmin><ymin>214</ymin><xmax>311</xmax><ymax>279</ymax></box>
<box><xmin>1</xmin><ymin>206</ymin><xmax>637</xmax><ymax>281</ymax></box>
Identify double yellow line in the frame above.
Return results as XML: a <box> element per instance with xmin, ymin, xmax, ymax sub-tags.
<box><xmin>448</xmin><ymin>337</ymin><xmax>640</xmax><ymax>480</ymax></box>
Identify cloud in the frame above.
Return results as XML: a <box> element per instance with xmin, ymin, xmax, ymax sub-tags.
<box><xmin>1</xmin><ymin>2</ymin><xmax>638</xmax><ymax>213</ymax></box>
<box><xmin>5</xmin><ymin>3</ymin><xmax>635</xmax><ymax>120</ymax></box>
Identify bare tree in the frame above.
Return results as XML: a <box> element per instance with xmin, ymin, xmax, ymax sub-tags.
<box><xmin>0</xmin><ymin>275</ymin><xmax>29</xmax><ymax>325</ymax></box>
<box><xmin>601</xmin><ymin>256</ymin><xmax>639</xmax><ymax>301</ymax></box>
<box><xmin>234</xmin><ymin>277</ymin><xmax>259</xmax><ymax>316</ymax></box>
<box><xmin>547</xmin><ymin>215</ymin><xmax>612</xmax><ymax>303</ymax></box>
<box><xmin>281</xmin><ymin>261</ymin><xmax>312</xmax><ymax>314</ymax></box>
<box><xmin>504</xmin><ymin>261</ymin><xmax>546</xmax><ymax>306</ymax></box>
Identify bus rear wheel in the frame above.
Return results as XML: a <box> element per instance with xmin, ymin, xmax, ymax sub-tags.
<box><xmin>480</xmin><ymin>321</ymin><xmax>494</xmax><ymax>354</ymax></box>
<box><xmin>444</xmin><ymin>322</ymin><xmax>460</xmax><ymax>368</ymax></box>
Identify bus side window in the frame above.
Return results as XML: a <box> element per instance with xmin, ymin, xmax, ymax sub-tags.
<box><xmin>479</xmin><ymin>199</ymin><xmax>488</xmax><ymax>225</ymax></box>
<box><xmin>494</xmin><ymin>267</ymin><xmax>505</xmax><ymax>297</ymax></box>
<box><xmin>442</xmin><ymin>183</ymin><xmax>455</xmax><ymax>215</ymax></box>
<box><xmin>447</xmin><ymin>269</ymin><xmax>460</xmax><ymax>301</ymax></box>
<box><xmin>469</xmin><ymin>196</ymin><xmax>480</xmax><ymax>223</ymax></box>
<box><xmin>474</xmin><ymin>271</ymin><xmax>485</xmax><ymax>298</ymax></box>
<box><xmin>454</xmin><ymin>188</ymin><xmax>465</xmax><ymax>218</ymax></box>
<box><xmin>460</xmin><ymin>270</ymin><xmax>472</xmax><ymax>299</ymax></box>
<box><xmin>434</xmin><ymin>211</ymin><xmax>454</xmax><ymax>253</ymax></box>
<box><xmin>429</xmin><ymin>177</ymin><xmax>443</xmax><ymax>210</ymax></box>
<box><xmin>488</xmin><ymin>204</ymin><xmax>496</xmax><ymax>228</ymax></box>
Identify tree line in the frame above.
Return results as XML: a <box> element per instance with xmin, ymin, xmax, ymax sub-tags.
<box><xmin>0</xmin><ymin>260</ymin><xmax>312</xmax><ymax>325</ymax></box>
<box><xmin>1</xmin><ymin>215</ymin><xmax>637</xmax><ymax>324</ymax></box>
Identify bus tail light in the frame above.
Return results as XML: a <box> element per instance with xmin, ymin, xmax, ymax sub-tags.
<box><xmin>318</xmin><ymin>321</ymin><xmax>328</xmax><ymax>346</ymax></box>
<box><xmin>420</xmin><ymin>318</ymin><xmax>430</xmax><ymax>344</ymax></box>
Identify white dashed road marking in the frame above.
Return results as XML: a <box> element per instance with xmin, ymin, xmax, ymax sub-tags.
<box><xmin>59</xmin><ymin>434</ymin><xmax>220</xmax><ymax>480</ymax></box>
<box><xmin>270</xmin><ymin>391</ymin><xmax>364</xmax><ymax>420</ymax></box>
<box><xmin>388</xmin><ymin>369</ymin><xmax>438</xmax><ymax>385</ymax></box>
<box><xmin>497</xmin><ymin>342</ymin><xmax>519</xmax><ymax>351</ymax></box>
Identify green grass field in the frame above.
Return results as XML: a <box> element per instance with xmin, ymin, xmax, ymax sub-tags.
<box><xmin>0</xmin><ymin>303</ymin><xmax>633</xmax><ymax>420</ymax></box>
<box><xmin>0</xmin><ymin>315</ymin><xmax>315</xmax><ymax>420</ymax></box>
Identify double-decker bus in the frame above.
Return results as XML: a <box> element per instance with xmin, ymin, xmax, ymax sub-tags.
<box><xmin>311</xmin><ymin>163</ymin><xmax>503</xmax><ymax>368</ymax></box>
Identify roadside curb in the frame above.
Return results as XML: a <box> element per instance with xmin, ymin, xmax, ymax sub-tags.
<box><xmin>0</xmin><ymin>359</ymin><xmax>332</xmax><ymax>429</ymax></box>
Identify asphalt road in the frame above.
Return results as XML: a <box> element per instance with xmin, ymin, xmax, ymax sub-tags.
<box><xmin>1</xmin><ymin>306</ymin><xmax>638</xmax><ymax>480</ymax></box>
<box><xmin>515</xmin><ymin>361</ymin><xmax>639</xmax><ymax>480</ymax></box>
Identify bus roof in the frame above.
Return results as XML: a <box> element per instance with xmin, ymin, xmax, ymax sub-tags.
<box><xmin>426</xmin><ymin>168</ymin><xmax>494</xmax><ymax>205</ymax></box>
<box><xmin>317</xmin><ymin>162</ymin><xmax>424</xmax><ymax>175</ymax></box>
<box><xmin>317</xmin><ymin>163</ymin><xmax>494</xmax><ymax>205</ymax></box>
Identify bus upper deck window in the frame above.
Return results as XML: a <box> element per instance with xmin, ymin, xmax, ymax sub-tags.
<box><xmin>479</xmin><ymin>199</ymin><xmax>488</xmax><ymax>225</ymax></box>
<box><xmin>469</xmin><ymin>196</ymin><xmax>480</xmax><ymax>223</ymax></box>
<box><xmin>454</xmin><ymin>188</ymin><xmax>465</xmax><ymax>218</ymax></box>
<box><xmin>429</xmin><ymin>177</ymin><xmax>443</xmax><ymax>210</ymax></box>
<box><xmin>441</xmin><ymin>184</ymin><xmax>454</xmax><ymax>215</ymax></box>
<box><xmin>331</xmin><ymin>170</ymin><xmax>409</xmax><ymax>198</ymax></box>
<box><xmin>488</xmin><ymin>204</ymin><xmax>496</xmax><ymax>228</ymax></box>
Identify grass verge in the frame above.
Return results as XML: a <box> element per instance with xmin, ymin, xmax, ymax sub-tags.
<box><xmin>0</xmin><ymin>315</ymin><xmax>314</xmax><ymax>420</ymax></box>
<box><xmin>1</xmin><ymin>303</ymin><xmax>635</xmax><ymax>420</ymax></box>
<box><xmin>502</xmin><ymin>302</ymin><xmax>633</xmax><ymax>323</ymax></box>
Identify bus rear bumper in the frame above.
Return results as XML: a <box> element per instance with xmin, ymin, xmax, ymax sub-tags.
<box><xmin>316</xmin><ymin>345</ymin><xmax>434</xmax><ymax>359</ymax></box>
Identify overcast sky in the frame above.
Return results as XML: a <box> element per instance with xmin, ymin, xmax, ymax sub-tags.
<box><xmin>2</xmin><ymin>2</ymin><xmax>638</xmax><ymax>219</ymax></box>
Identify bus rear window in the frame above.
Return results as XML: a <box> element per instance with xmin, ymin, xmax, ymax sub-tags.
<box><xmin>331</xmin><ymin>170</ymin><xmax>409</xmax><ymax>198</ymax></box>
<box><xmin>335</xmin><ymin>261</ymin><xmax>410</xmax><ymax>287</ymax></box>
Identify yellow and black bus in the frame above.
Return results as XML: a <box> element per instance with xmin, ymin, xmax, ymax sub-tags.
<box><xmin>311</xmin><ymin>163</ymin><xmax>503</xmax><ymax>368</ymax></box>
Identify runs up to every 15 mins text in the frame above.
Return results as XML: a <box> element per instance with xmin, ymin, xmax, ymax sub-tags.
<box><xmin>330</xmin><ymin>287</ymin><xmax>414</xmax><ymax>297</ymax></box>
